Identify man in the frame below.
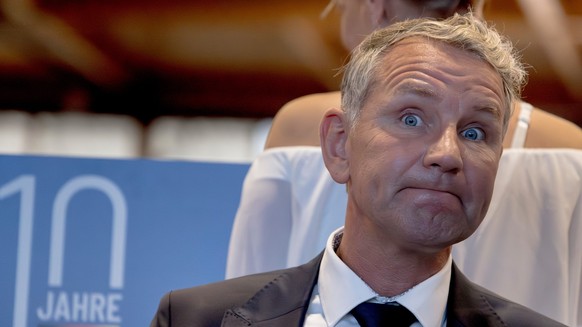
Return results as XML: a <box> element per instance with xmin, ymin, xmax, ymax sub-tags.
<box><xmin>226</xmin><ymin>0</ymin><xmax>582</xmax><ymax>281</ymax></box>
<box><xmin>150</xmin><ymin>14</ymin><xmax>564</xmax><ymax>326</ymax></box>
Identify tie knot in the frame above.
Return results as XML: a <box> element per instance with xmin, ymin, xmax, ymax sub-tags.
<box><xmin>351</xmin><ymin>302</ymin><xmax>417</xmax><ymax>327</ymax></box>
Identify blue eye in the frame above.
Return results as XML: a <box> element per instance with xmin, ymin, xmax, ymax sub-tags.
<box><xmin>461</xmin><ymin>127</ymin><xmax>485</xmax><ymax>141</ymax></box>
<box><xmin>402</xmin><ymin>114</ymin><xmax>422</xmax><ymax>126</ymax></box>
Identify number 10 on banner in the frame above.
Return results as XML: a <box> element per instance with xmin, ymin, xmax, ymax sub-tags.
<box><xmin>1</xmin><ymin>175</ymin><xmax>128</xmax><ymax>327</ymax></box>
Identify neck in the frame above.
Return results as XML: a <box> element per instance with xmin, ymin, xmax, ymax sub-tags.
<box><xmin>337</xmin><ymin>226</ymin><xmax>451</xmax><ymax>297</ymax></box>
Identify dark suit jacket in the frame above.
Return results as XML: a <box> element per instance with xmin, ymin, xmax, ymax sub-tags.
<box><xmin>150</xmin><ymin>253</ymin><xmax>565</xmax><ymax>327</ymax></box>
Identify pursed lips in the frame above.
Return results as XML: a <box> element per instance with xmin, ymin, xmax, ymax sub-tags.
<box><xmin>400</xmin><ymin>186</ymin><xmax>462</xmax><ymax>203</ymax></box>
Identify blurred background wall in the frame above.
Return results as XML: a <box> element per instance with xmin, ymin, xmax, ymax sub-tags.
<box><xmin>0</xmin><ymin>0</ymin><xmax>580</xmax><ymax>159</ymax></box>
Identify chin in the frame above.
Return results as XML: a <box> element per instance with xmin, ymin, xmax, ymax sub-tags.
<box><xmin>411</xmin><ymin>218</ymin><xmax>471</xmax><ymax>247</ymax></box>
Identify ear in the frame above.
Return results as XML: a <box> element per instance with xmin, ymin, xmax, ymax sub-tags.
<box><xmin>320</xmin><ymin>108</ymin><xmax>350</xmax><ymax>184</ymax></box>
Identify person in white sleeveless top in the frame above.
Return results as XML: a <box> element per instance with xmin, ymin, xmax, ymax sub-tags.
<box><xmin>264</xmin><ymin>1</ymin><xmax>582</xmax><ymax>151</ymax></box>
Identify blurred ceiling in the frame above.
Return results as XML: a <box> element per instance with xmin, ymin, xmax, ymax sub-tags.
<box><xmin>0</xmin><ymin>0</ymin><xmax>580</xmax><ymax>125</ymax></box>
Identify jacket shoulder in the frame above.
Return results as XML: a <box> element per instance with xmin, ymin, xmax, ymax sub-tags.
<box><xmin>150</xmin><ymin>270</ymin><xmax>285</xmax><ymax>327</ymax></box>
<box><xmin>150</xmin><ymin>253</ymin><xmax>323</xmax><ymax>327</ymax></box>
<box><xmin>449</xmin><ymin>264</ymin><xmax>566</xmax><ymax>327</ymax></box>
<box><xmin>476</xmin><ymin>286</ymin><xmax>566</xmax><ymax>327</ymax></box>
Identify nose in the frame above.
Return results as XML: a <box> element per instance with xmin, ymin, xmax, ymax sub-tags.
<box><xmin>423</xmin><ymin>125</ymin><xmax>463</xmax><ymax>173</ymax></box>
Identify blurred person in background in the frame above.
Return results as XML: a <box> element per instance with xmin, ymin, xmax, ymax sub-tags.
<box><xmin>265</xmin><ymin>0</ymin><xmax>582</xmax><ymax>150</ymax></box>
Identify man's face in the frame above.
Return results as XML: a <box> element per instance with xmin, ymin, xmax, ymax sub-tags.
<box><xmin>344</xmin><ymin>38</ymin><xmax>506</xmax><ymax>251</ymax></box>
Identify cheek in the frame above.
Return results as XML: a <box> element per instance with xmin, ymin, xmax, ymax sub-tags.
<box><xmin>467</xmin><ymin>151</ymin><xmax>501</xmax><ymax>204</ymax></box>
<box><xmin>350</xmin><ymin>142</ymin><xmax>412</xmax><ymax>196</ymax></box>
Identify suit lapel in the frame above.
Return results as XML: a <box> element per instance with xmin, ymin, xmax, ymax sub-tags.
<box><xmin>446</xmin><ymin>263</ymin><xmax>506</xmax><ymax>327</ymax></box>
<box><xmin>222</xmin><ymin>253</ymin><xmax>322</xmax><ymax>327</ymax></box>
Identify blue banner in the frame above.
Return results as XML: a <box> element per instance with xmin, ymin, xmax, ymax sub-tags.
<box><xmin>0</xmin><ymin>155</ymin><xmax>249</xmax><ymax>327</ymax></box>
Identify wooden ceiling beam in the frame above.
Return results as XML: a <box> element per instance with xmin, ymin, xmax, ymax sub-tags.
<box><xmin>0</xmin><ymin>0</ymin><xmax>129</xmax><ymax>87</ymax></box>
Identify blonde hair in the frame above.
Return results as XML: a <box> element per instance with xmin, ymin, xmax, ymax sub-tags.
<box><xmin>340</xmin><ymin>12</ymin><xmax>526</xmax><ymax>134</ymax></box>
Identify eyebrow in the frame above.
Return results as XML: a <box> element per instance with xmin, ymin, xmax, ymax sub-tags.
<box><xmin>393</xmin><ymin>82</ymin><xmax>504</xmax><ymax>119</ymax></box>
<box><xmin>475</xmin><ymin>105</ymin><xmax>503</xmax><ymax>121</ymax></box>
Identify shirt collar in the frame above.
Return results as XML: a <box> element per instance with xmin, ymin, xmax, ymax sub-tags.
<box><xmin>318</xmin><ymin>227</ymin><xmax>452</xmax><ymax>327</ymax></box>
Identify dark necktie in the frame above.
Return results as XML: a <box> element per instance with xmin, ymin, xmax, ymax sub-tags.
<box><xmin>350</xmin><ymin>302</ymin><xmax>418</xmax><ymax>327</ymax></box>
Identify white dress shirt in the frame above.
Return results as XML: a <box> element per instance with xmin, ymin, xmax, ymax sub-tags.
<box><xmin>303</xmin><ymin>228</ymin><xmax>452</xmax><ymax>327</ymax></box>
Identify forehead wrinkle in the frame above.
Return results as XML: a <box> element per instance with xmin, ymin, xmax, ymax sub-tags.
<box><xmin>392</xmin><ymin>80</ymin><xmax>442</xmax><ymax>101</ymax></box>
<box><xmin>373</xmin><ymin>39</ymin><xmax>504</xmax><ymax>112</ymax></box>
<box><xmin>376</xmin><ymin>61</ymin><xmax>448</xmax><ymax>102</ymax></box>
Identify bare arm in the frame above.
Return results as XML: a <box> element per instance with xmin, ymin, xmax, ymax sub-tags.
<box><xmin>264</xmin><ymin>92</ymin><xmax>341</xmax><ymax>149</ymax></box>
<box><xmin>525</xmin><ymin>107</ymin><xmax>582</xmax><ymax>149</ymax></box>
